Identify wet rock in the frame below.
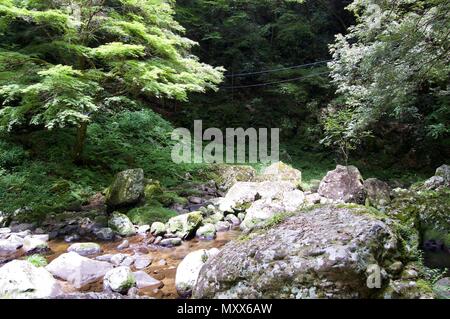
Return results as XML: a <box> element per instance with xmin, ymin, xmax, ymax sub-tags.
<box><xmin>134</xmin><ymin>271</ymin><xmax>162</xmax><ymax>289</ymax></box>
<box><xmin>105</xmin><ymin>169</ymin><xmax>145</xmax><ymax>208</ymax></box>
<box><xmin>166</xmin><ymin>211</ymin><xmax>202</xmax><ymax>240</ymax></box>
<box><xmin>196</xmin><ymin>224</ymin><xmax>217</xmax><ymax>240</ymax></box>
<box><xmin>67</xmin><ymin>242</ymin><xmax>102</xmax><ymax>257</ymax></box>
<box><xmin>103</xmin><ymin>266</ymin><xmax>136</xmax><ymax>294</ymax></box>
<box><xmin>109</xmin><ymin>212</ymin><xmax>136</xmax><ymax>237</ymax></box>
<box><xmin>22</xmin><ymin>235</ymin><xmax>49</xmax><ymax>254</ymax></box>
<box><xmin>215</xmin><ymin>221</ymin><xmax>231</xmax><ymax>232</ymax></box>
<box><xmin>134</xmin><ymin>255</ymin><xmax>152</xmax><ymax>270</ymax></box>
<box><xmin>46</xmin><ymin>252</ymin><xmax>113</xmax><ymax>288</ymax></box>
<box><xmin>259</xmin><ymin>162</ymin><xmax>302</xmax><ymax>186</ymax></box>
<box><xmin>0</xmin><ymin>260</ymin><xmax>62</xmax><ymax>299</ymax></box>
<box><xmin>159</xmin><ymin>238</ymin><xmax>182</xmax><ymax>247</ymax></box>
<box><xmin>117</xmin><ymin>239</ymin><xmax>130</xmax><ymax>250</ymax></box>
<box><xmin>94</xmin><ymin>227</ymin><xmax>115</xmax><ymax>241</ymax></box>
<box><xmin>433</xmin><ymin>277</ymin><xmax>450</xmax><ymax>299</ymax></box>
<box><xmin>364</xmin><ymin>178</ymin><xmax>391</xmax><ymax>208</ymax></box>
<box><xmin>193</xmin><ymin>206</ymin><xmax>403</xmax><ymax>299</ymax></box>
<box><xmin>176</xmin><ymin>248</ymin><xmax>219</xmax><ymax>297</ymax></box>
<box><xmin>150</xmin><ymin>222</ymin><xmax>166</xmax><ymax>236</ymax></box>
<box><xmin>318</xmin><ymin>165</ymin><xmax>366</xmax><ymax>204</ymax></box>
<box><xmin>64</xmin><ymin>234</ymin><xmax>80</xmax><ymax>243</ymax></box>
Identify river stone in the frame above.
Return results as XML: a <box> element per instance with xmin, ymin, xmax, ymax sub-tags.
<box><xmin>134</xmin><ymin>255</ymin><xmax>152</xmax><ymax>270</ymax></box>
<box><xmin>0</xmin><ymin>234</ymin><xmax>24</xmax><ymax>252</ymax></box>
<box><xmin>364</xmin><ymin>178</ymin><xmax>391</xmax><ymax>208</ymax></box>
<box><xmin>103</xmin><ymin>266</ymin><xmax>136</xmax><ymax>294</ymax></box>
<box><xmin>259</xmin><ymin>162</ymin><xmax>302</xmax><ymax>186</ymax></box>
<box><xmin>318</xmin><ymin>165</ymin><xmax>366</xmax><ymax>204</ymax></box>
<box><xmin>108</xmin><ymin>212</ymin><xmax>136</xmax><ymax>236</ymax></box>
<box><xmin>0</xmin><ymin>260</ymin><xmax>62</xmax><ymax>299</ymax></box>
<box><xmin>224</xmin><ymin>214</ymin><xmax>240</xmax><ymax>226</ymax></box>
<box><xmin>193</xmin><ymin>206</ymin><xmax>404</xmax><ymax>299</ymax></box>
<box><xmin>117</xmin><ymin>239</ymin><xmax>130</xmax><ymax>250</ymax></box>
<box><xmin>150</xmin><ymin>222</ymin><xmax>166</xmax><ymax>236</ymax></box>
<box><xmin>67</xmin><ymin>242</ymin><xmax>102</xmax><ymax>256</ymax></box>
<box><xmin>166</xmin><ymin>211</ymin><xmax>202</xmax><ymax>240</ymax></box>
<box><xmin>213</xmin><ymin>164</ymin><xmax>256</xmax><ymax>192</ymax></box>
<box><xmin>94</xmin><ymin>227</ymin><xmax>115</xmax><ymax>241</ymax></box>
<box><xmin>433</xmin><ymin>277</ymin><xmax>450</xmax><ymax>299</ymax></box>
<box><xmin>22</xmin><ymin>235</ymin><xmax>49</xmax><ymax>254</ymax></box>
<box><xmin>110</xmin><ymin>253</ymin><xmax>130</xmax><ymax>266</ymax></box>
<box><xmin>46</xmin><ymin>252</ymin><xmax>113</xmax><ymax>288</ymax></box>
<box><xmin>196</xmin><ymin>224</ymin><xmax>217</xmax><ymax>240</ymax></box>
<box><xmin>215</xmin><ymin>221</ymin><xmax>231</xmax><ymax>232</ymax></box>
<box><xmin>105</xmin><ymin>169</ymin><xmax>145</xmax><ymax>208</ymax></box>
<box><xmin>159</xmin><ymin>238</ymin><xmax>182</xmax><ymax>247</ymax></box>
<box><xmin>134</xmin><ymin>271</ymin><xmax>162</xmax><ymax>289</ymax></box>
<box><xmin>176</xmin><ymin>248</ymin><xmax>220</xmax><ymax>297</ymax></box>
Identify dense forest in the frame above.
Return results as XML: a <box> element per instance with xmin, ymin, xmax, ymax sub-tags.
<box><xmin>0</xmin><ymin>0</ymin><xmax>449</xmax><ymax>300</ymax></box>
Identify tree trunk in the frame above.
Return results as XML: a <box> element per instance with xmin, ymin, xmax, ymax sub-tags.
<box><xmin>73</xmin><ymin>122</ymin><xmax>88</xmax><ymax>164</ymax></box>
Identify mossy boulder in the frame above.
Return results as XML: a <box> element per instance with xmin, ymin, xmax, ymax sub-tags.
<box><xmin>105</xmin><ymin>169</ymin><xmax>144</xmax><ymax>208</ymax></box>
<box><xmin>211</xmin><ymin>164</ymin><xmax>256</xmax><ymax>192</ymax></box>
<box><xmin>150</xmin><ymin>222</ymin><xmax>166</xmax><ymax>236</ymax></box>
<box><xmin>258</xmin><ymin>161</ymin><xmax>302</xmax><ymax>187</ymax></box>
<box><xmin>144</xmin><ymin>181</ymin><xmax>163</xmax><ymax>201</ymax></box>
<box><xmin>108</xmin><ymin>212</ymin><xmax>136</xmax><ymax>236</ymax></box>
<box><xmin>166</xmin><ymin>211</ymin><xmax>203</xmax><ymax>239</ymax></box>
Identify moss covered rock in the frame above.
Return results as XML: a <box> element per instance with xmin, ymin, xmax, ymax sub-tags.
<box><xmin>211</xmin><ymin>164</ymin><xmax>256</xmax><ymax>192</ymax></box>
<box><xmin>258</xmin><ymin>161</ymin><xmax>302</xmax><ymax>187</ymax></box>
<box><xmin>166</xmin><ymin>211</ymin><xmax>203</xmax><ymax>239</ymax></box>
<box><xmin>108</xmin><ymin>212</ymin><xmax>136</xmax><ymax>236</ymax></box>
<box><xmin>105</xmin><ymin>169</ymin><xmax>144</xmax><ymax>208</ymax></box>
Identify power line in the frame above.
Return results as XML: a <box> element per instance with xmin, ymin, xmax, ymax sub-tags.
<box><xmin>220</xmin><ymin>71</ymin><xmax>330</xmax><ymax>89</ymax></box>
<box><xmin>224</xmin><ymin>59</ymin><xmax>332</xmax><ymax>78</ymax></box>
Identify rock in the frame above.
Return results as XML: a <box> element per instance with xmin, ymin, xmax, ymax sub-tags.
<box><xmin>0</xmin><ymin>212</ymin><xmax>9</xmax><ymax>228</ymax></box>
<box><xmin>105</xmin><ymin>168</ymin><xmax>145</xmax><ymax>208</ymax></box>
<box><xmin>0</xmin><ymin>236</ymin><xmax>23</xmax><ymax>253</ymax></box>
<box><xmin>176</xmin><ymin>248</ymin><xmax>220</xmax><ymax>297</ymax></box>
<box><xmin>96</xmin><ymin>254</ymin><xmax>114</xmax><ymax>263</ymax></box>
<box><xmin>46</xmin><ymin>252</ymin><xmax>113</xmax><ymax>288</ymax></box>
<box><xmin>259</xmin><ymin>162</ymin><xmax>302</xmax><ymax>186</ymax></box>
<box><xmin>0</xmin><ymin>227</ymin><xmax>11</xmax><ymax>235</ymax></box>
<box><xmin>150</xmin><ymin>222</ymin><xmax>166</xmax><ymax>236</ymax></box>
<box><xmin>10</xmin><ymin>223</ymin><xmax>35</xmax><ymax>233</ymax></box>
<box><xmin>110</xmin><ymin>254</ymin><xmax>130</xmax><ymax>266</ymax></box>
<box><xmin>193</xmin><ymin>206</ymin><xmax>404</xmax><ymax>299</ymax></box>
<box><xmin>384</xmin><ymin>279</ymin><xmax>434</xmax><ymax>299</ymax></box>
<box><xmin>318</xmin><ymin>165</ymin><xmax>366</xmax><ymax>204</ymax></box>
<box><xmin>166</xmin><ymin>211</ymin><xmax>202</xmax><ymax>239</ymax></box>
<box><xmin>0</xmin><ymin>260</ymin><xmax>62</xmax><ymax>298</ymax></box>
<box><xmin>435</xmin><ymin>164</ymin><xmax>450</xmax><ymax>185</ymax></box>
<box><xmin>196</xmin><ymin>224</ymin><xmax>217</xmax><ymax>240</ymax></box>
<box><xmin>103</xmin><ymin>266</ymin><xmax>136</xmax><ymax>294</ymax></box>
<box><xmin>67</xmin><ymin>242</ymin><xmax>101</xmax><ymax>256</ymax></box>
<box><xmin>204</xmin><ymin>212</ymin><xmax>224</xmax><ymax>224</ymax></box>
<box><xmin>134</xmin><ymin>255</ymin><xmax>152</xmax><ymax>270</ymax></box>
<box><xmin>423</xmin><ymin>176</ymin><xmax>445</xmax><ymax>190</ymax></box>
<box><xmin>64</xmin><ymin>234</ymin><xmax>80</xmax><ymax>243</ymax></box>
<box><xmin>136</xmin><ymin>225</ymin><xmax>150</xmax><ymax>235</ymax></box>
<box><xmin>215</xmin><ymin>221</ymin><xmax>231</xmax><ymax>232</ymax></box>
<box><xmin>22</xmin><ymin>235</ymin><xmax>49</xmax><ymax>254</ymax></box>
<box><xmin>224</xmin><ymin>214</ymin><xmax>240</xmax><ymax>226</ymax></box>
<box><xmin>134</xmin><ymin>271</ymin><xmax>162</xmax><ymax>289</ymax></box>
<box><xmin>213</xmin><ymin>164</ymin><xmax>256</xmax><ymax>192</ymax></box>
<box><xmin>305</xmin><ymin>193</ymin><xmax>321</xmax><ymax>204</ymax></box>
<box><xmin>364</xmin><ymin>178</ymin><xmax>391</xmax><ymax>208</ymax></box>
<box><xmin>121</xmin><ymin>256</ymin><xmax>135</xmax><ymax>267</ymax></box>
<box><xmin>108</xmin><ymin>212</ymin><xmax>136</xmax><ymax>236</ymax></box>
<box><xmin>188</xmin><ymin>196</ymin><xmax>203</xmax><ymax>204</ymax></box>
<box><xmin>117</xmin><ymin>239</ymin><xmax>130</xmax><ymax>250</ymax></box>
<box><xmin>94</xmin><ymin>227</ymin><xmax>115</xmax><ymax>241</ymax></box>
<box><xmin>159</xmin><ymin>238</ymin><xmax>182</xmax><ymax>247</ymax></box>
<box><xmin>433</xmin><ymin>277</ymin><xmax>450</xmax><ymax>299</ymax></box>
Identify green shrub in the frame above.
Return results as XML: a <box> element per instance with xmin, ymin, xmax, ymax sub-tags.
<box><xmin>26</xmin><ymin>254</ymin><xmax>48</xmax><ymax>267</ymax></box>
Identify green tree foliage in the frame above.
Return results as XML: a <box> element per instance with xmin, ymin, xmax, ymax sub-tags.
<box><xmin>328</xmin><ymin>0</ymin><xmax>450</xmax><ymax>140</ymax></box>
<box><xmin>0</xmin><ymin>0</ymin><xmax>224</xmax><ymax>160</ymax></box>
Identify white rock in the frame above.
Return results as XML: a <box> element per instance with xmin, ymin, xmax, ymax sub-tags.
<box><xmin>103</xmin><ymin>266</ymin><xmax>136</xmax><ymax>293</ymax></box>
<box><xmin>134</xmin><ymin>271</ymin><xmax>161</xmax><ymax>289</ymax></box>
<box><xmin>175</xmin><ymin>248</ymin><xmax>220</xmax><ymax>297</ymax></box>
<box><xmin>67</xmin><ymin>242</ymin><xmax>102</xmax><ymax>256</ymax></box>
<box><xmin>46</xmin><ymin>252</ymin><xmax>113</xmax><ymax>288</ymax></box>
<box><xmin>22</xmin><ymin>235</ymin><xmax>49</xmax><ymax>253</ymax></box>
<box><xmin>134</xmin><ymin>255</ymin><xmax>152</xmax><ymax>270</ymax></box>
<box><xmin>0</xmin><ymin>260</ymin><xmax>62</xmax><ymax>298</ymax></box>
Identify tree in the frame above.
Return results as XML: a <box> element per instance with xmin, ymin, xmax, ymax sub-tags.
<box><xmin>0</xmin><ymin>0</ymin><xmax>224</xmax><ymax>162</ymax></box>
<box><xmin>328</xmin><ymin>0</ymin><xmax>449</xmax><ymax>141</ymax></box>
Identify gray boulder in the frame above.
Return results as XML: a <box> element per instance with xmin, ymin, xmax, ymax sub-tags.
<box><xmin>213</xmin><ymin>164</ymin><xmax>256</xmax><ymax>192</ymax></box>
<box><xmin>108</xmin><ymin>212</ymin><xmax>136</xmax><ymax>236</ymax></box>
<box><xmin>433</xmin><ymin>277</ymin><xmax>450</xmax><ymax>299</ymax></box>
<box><xmin>105</xmin><ymin>169</ymin><xmax>145</xmax><ymax>208</ymax></box>
<box><xmin>22</xmin><ymin>235</ymin><xmax>49</xmax><ymax>254</ymax></box>
<box><xmin>46</xmin><ymin>252</ymin><xmax>113</xmax><ymax>288</ymax></box>
<box><xmin>435</xmin><ymin>164</ymin><xmax>450</xmax><ymax>185</ymax></box>
<box><xmin>196</xmin><ymin>224</ymin><xmax>217</xmax><ymax>240</ymax></box>
<box><xmin>318</xmin><ymin>165</ymin><xmax>366</xmax><ymax>204</ymax></box>
<box><xmin>0</xmin><ymin>260</ymin><xmax>62</xmax><ymax>298</ymax></box>
<box><xmin>166</xmin><ymin>211</ymin><xmax>202</xmax><ymax>239</ymax></box>
<box><xmin>259</xmin><ymin>162</ymin><xmax>302</xmax><ymax>186</ymax></box>
<box><xmin>193</xmin><ymin>206</ymin><xmax>408</xmax><ymax>299</ymax></box>
<box><xmin>364</xmin><ymin>178</ymin><xmax>391</xmax><ymax>208</ymax></box>
<box><xmin>67</xmin><ymin>242</ymin><xmax>101</xmax><ymax>256</ymax></box>
<box><xmin>94</xmin><ymin>227</ymin><xmax>115</xmax><ymax>241</ymax></box>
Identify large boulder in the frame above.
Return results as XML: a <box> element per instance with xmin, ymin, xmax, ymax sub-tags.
<box><xmin>259</xmin><ymin>162</ymin><xmax>302</xmax><ymax>186</ymax></box>
<box><xmin>318</xmin><ymin>165</ymin><xmax>366</xmax><ymax>204</ymax></box>
<box><xmin>103</xmin><ymin>266</ymin><xmax>136</xmax><ymax>294</ymax></box>
<box><xmin>166</xmin><ymin>211</ymin><xmax>202</xmax><ymax>239</ymax></box>
<box><xmin>105</xmin><ymin>169</ymin><xmax>145</xmax><ymax>208</ymax></box>
<box><xmin>433</xmin><ymin>277</ymin><xmax>450</xmax><ymax>299</ymax></box>
<box><xmin>0</xmin><ymin>260</ymin><xmax>62</xmax><ymax>298</ymax></box>
<box><xmin>212</xmin><ymin>164</ymin><xmax>256</xmax><ymax>192</ymax></box>
<box><xmin>46</xmin><ymin>252</ymin><xmax>113</xmax><ymax>288</ymax></box>
<box><xmin>108</xmin><ymin>212</ymin><xmax>136</xmax><ymax>236</ymax></box>
<box><xmin>364</xmin><ymin>178</ymin><xmax>391</xmax><ymax>208</ymax></box>
<box><xmin>192</xmin><ymin>206</ymin><xmax>426</xmax><ymax>299</ymax></box>
<box><xmin>176</xmin><ymin>248</ymin><xmax>220</xmax><ymax>297</ymax></box>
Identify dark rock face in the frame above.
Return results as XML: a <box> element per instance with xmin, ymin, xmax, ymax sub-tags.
<box><xmin>193</xmin><ymin>206</ymin><xmax>404</xmax><ymax>299</ymax></box>
<box><xmin>318</xmin><ymin>165</ymin><xmax>366</xmax><ymax>204</ymax></box>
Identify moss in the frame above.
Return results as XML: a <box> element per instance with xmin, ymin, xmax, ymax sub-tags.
<box><xmin>26</xmin><ymin>254</ymin><xmax>48</xmax><ymax>267</ymax></box>
<box><xmin>127</xmin><ymin>204</ymin><xmax>177</xmax><ymax>225</ymax></box>
<box><xmin>416</xmin><ymin>279</ymin><xmax>434</xmax><ymax>294</ymax></box>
